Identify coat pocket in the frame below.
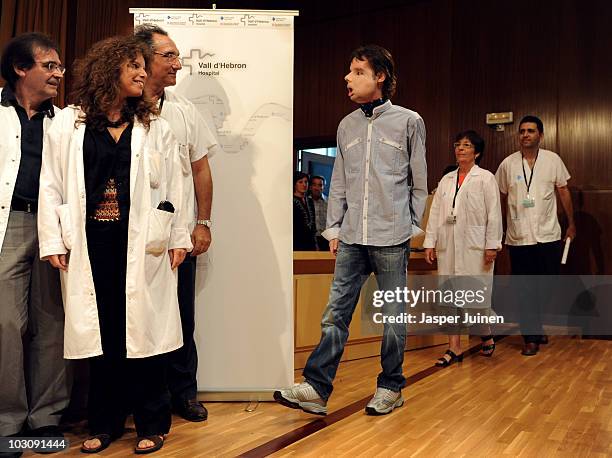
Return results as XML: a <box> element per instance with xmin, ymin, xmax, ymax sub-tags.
<box><xmin>435</xmin><ymin>228</ymin><xmax>448</xmax><ymax>252</ymax></box>
<box><xmin>56</xmin><ymin>204</ymin><xmax>73</xmax><ymax>251</ymax></box>
<box><xmin>466</xmin><ymin>225</ymin><xmax>486</xmax><ymax>250</ymax></box>
<box><xmin>145</xmin><ymin>208</ymin><xmax>173</xmax><ymax>255</ymax></box>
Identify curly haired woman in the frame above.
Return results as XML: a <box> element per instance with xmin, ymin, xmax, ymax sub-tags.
<box><xmin>37</xmin><ymin>36</ymin><xmax>192</xmax><ymax>454</ymax></box>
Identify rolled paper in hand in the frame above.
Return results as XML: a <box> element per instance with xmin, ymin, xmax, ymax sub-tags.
<box><xmin>561</xmin><ymin>237</ymin><xmax>571</xmax><ymax>264</ymax></box>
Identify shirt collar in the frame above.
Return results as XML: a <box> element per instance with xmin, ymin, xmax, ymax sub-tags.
<box><xmin>371</xmin><ymin>99</ymin><xmax>392</xmax><ymax>119</ymax></box>
<box><xmin>360</xmin><ymin>98</ymin><xmax>391</xmax><ymax>118</ymax></box>
<box><xmin>1</xmin><ymin>86</ymin><xmax>17</xmax><ymax>107</ymax></box>
<box><xmin>1</xmin><ymin>86</ymin><xmax>55</xmax><ymax>118</ymax></box>
<box><xmin>451</xmin><ymin>164</ymin><xmax>481</xmax><ymax>178</ymax></box>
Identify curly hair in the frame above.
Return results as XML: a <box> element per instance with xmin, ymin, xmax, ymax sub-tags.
<box><xmin>70</xmin><ymin>35</ymin><xmax>156</xmax><ymax>130</ymax></box>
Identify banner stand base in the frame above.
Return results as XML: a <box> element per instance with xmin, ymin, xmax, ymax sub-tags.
<box><xmin>198</xmin><ymin>391</ymin><xmax>275</xmax><ymax>402</ymax></box>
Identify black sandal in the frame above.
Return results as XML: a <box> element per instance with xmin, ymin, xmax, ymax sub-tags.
<box><xmin>435</xmin><ymin>349</ymin><xmax>464</xmax><ymax>367</ymax></box>
<box><xmin>81</xmin><ymin>434</ymin><xmax>112</xmax><ymax>454</ymax></box>
<box><xmin>480</xmin><ymin>335</ymin><xmax>495</xmax><ymax>357</ymax></box>
<box><xmin>134</xmin><ymin>435</ymin><xmax>165</xmax><ymax>454</ymax></box>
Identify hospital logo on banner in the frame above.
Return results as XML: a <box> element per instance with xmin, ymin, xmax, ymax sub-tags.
<box><xmin>165</xmin><ymin>14</ymin><xmax>188</xmax><ymax>26</ymax></box>
<box><xmin>134</xmin><ymin>13</ymin><xmax>165</xmax><ymax>25</ymax></box>
<box><xmin>183</xmin><ymin>13</ymin><xmax>294</xmax><ymax>29</ymax></box>
<box><xmin>181</xmin><ymin>48</ymin><xmax>246</xmax><ymax>77</ymax></box>
<box><xmin>270</xmin><ymin>16</ymin><xmax>293</xmax><ymax>27</ymax></box>
<box><xmin>243</xmin><ymin>15</ymin><xmax>293</xmax><ymax>28</ymax></box>
<box><xmin>189</xmin><ymin>14</ymin><xmax>221</xmax><ymax>26</ymax></box>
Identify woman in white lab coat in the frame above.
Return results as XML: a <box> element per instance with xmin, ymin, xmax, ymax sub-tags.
<box><xmin>38</xmin><ymin>36</ymin><xmax>191</xmax><ymax>454</ymax></box>
<box><xmin>423</xmin><ymin>131</ymin><xmax>502</xmax><ymax>366</ymax></box>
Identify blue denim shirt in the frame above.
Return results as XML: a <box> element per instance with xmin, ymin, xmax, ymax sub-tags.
<box><xmin>322</xmin><ymin>101</ymin><xmax>428</xmax><ymax>246</ymax></box>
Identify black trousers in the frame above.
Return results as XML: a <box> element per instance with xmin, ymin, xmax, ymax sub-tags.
<box><xmin>86</xmin><ymin>221</ymin><xmax>171</xmax><ymax>438</ymax></box>
<box><xmin>167</xmin><ymin>255</ymin><xmax>198</xmax><ymax>404</ymax></box>
<box><xmin>508</xmin><ymin>241</ymin><xmax>562</xmax><ymax>344</ymax></box>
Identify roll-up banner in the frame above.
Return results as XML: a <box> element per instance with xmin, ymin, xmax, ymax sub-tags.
<box><xmin>130</xmin><ymin>8</ymin><xmax>298</xmax><ymax>399</ymax></box>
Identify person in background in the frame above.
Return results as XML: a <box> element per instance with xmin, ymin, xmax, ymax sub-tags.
<box><xmin>38</xmin><ymin>36</ymin><xmax>191</xmax><ymax>454</ymax></box>
<box><xmin>495</xmin><ymin>115</ymin><xmax>575</xmax><ymax>356</ymax></box>
<box><xmin>0</xmin><ymin>32</ymin><xmax>71</xmax><ymax>448</ymax></box>
<box><xmin>293</xmin><ymin>171</ymin><xmax>317</xmax><ymax>251</ymax></box>
<box><xmin>310</xmin><ymin>175</ymin><xmax>329</xmax><ymax>251</ymax></box>
<box><xmin>424</xmin><ymin>131</ymin><xmax>502</xmax><ymax>366</ymax></box>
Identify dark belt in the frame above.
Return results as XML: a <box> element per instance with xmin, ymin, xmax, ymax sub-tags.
<box><xmin>11</xmin><ymin>197</ymin><xmax>38</xmax><ymax>213</ymax></box>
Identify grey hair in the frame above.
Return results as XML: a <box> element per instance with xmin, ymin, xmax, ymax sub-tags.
<box><xmin>134</xmin><ymin>24</ymin><xmax>169</xmax><ymax>49</ymax></box>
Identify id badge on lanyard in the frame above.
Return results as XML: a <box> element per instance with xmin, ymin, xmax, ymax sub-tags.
<box><xmin>522</xmin><ymin>195</ymin><xmax>535</xmax><ymax>208</ymax></box>
<box><xmin>522</xmin><ymin>152</ymin><xmax>538</xmax><ymax>208</ymax></box>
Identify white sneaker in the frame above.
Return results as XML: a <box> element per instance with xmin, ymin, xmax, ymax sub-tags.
<box><xmin>365</xmin><ymin>387</ymin><xmax>404</xmax><ymax>415</ymax></box>
<box><xmin>273</xmin><ymin>381</ymin><xmax>328</xmax><ymax>415</ymax></box>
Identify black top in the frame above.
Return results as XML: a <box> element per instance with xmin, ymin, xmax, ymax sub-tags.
<box><xmin>293</xmin><ymin>195</ymin><xmax>317</xmax><ymax>251</ymax></box>
<box><xmin>83</xmin><ymin>123</ymin><xmax>132</xmax><ymax>221</ymax></box>
<box><xmin>1</xmin><ymin>86</ymin><xmax>54</xmax><ymax>203</ymax></box>
<box><xmin>360</xmin><ymin>97</ymin><xmax>388</xmax><ymax>118</ymax></box>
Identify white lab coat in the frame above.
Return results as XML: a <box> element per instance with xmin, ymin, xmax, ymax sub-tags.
<box><xmin>0</xmin><ymin>99</ymin><xmax>55</xmax><ymax>250</ymax></box>
<box><xmin>38</xmin><ymin>106</ymin><xmax>192</xmax><ymax>359</ymax></box>
<box><xmin>424</xmin><ymin>165</ymin><xmax>502</xmax><ymax>275</ymax></box>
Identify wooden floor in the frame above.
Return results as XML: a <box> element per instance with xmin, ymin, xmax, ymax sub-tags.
<box><xmin>24</xmin><ymin>336</ymin><xmax>612</xmax><ymax>457</ymax></box>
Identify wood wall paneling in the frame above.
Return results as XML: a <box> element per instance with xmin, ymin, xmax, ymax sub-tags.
<box><xmin>1</xmin><ymin>0</ymin><xmax>610</xmax><ymax>272</ymax></box>
<box><xmin>556</xmin><ymin>0</ymin><xmax>612</xmax><ymax>273</ymax></box>
<box><xmin>449</xmin><ymin>0</ymin><xmax>561</xmax><ymax>178</ymax></box>
<box><xmin>557</xmin><ymin>0</ymin><xmax>612</xmax><ymax>189</ymax></box>
<box><xmin>0</xmin><ymin>0</ymin><xmax>69</xmax><ymax>103</ymax></box>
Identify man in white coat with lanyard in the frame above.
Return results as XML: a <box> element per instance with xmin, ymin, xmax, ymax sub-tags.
<box><xmin>495</xmin><ymin>115</ymin><xmax>576</xmax><ymax>356</ymax></box>
<box><xmin>275</xmin><ymin>45</ymin><xmax>428</xmax><ymax>416</ymax></box>
<box><xmin>0</xmin><ymin>33</ymin><xmax>70</xmax><ymax>445</ymax></box>
<box><xmin>134</xmin><ymin>24</ymin><xmax>216</xmax><ymax>423</ymax></box>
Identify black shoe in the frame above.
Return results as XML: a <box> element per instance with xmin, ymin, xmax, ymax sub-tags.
<box><xmin>27</xmin><ymin>426</ymin><xmax>64</xmax><ymax>454</ymax></box>
<box><xmin>81</xmin><ymin>434</ymin><xmax>113</xmax><ymax>454</ymax></box>
<box><xmin>521</xmin><ymin>342</ymin><xmax>539</xmax><ymax>356</ymax></box>
<box><xmin>435</xmin><ymin>349</ymin><xmax>464</xmax><ymax>367</ymax></box>
<box><xmin>28</xmin><ymin>425</ymin><xmax>63</xmax><ymax>438</ymax></box>
<box><xmin>1</xmin><ymin>432</ymin><xmax>23</xmax><ymax>458</ymax></box>
<box><xmin>134</xmin><ymin>435</ymin><xmax>164</xmax><ymax>454</ymax></box>
<box><xmin>539</xmin><ymin>335</ymin><xmax>549</xmax><ymax>344</ymax></box>
<box><xmin>174</xmin><ymin>399</ymin><xmax>208</xmax><ymax>422</ymax></box>
<box><xmin>480</xmin><ymin>335</ymin><xmax>496</xmax><ymax>357</ymax></box>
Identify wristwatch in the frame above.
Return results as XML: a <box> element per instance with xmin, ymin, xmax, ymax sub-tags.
<box><xmin>197</xmin><ymin>219</ymin><xmax>212</xmax><ymax>228</ymax></box>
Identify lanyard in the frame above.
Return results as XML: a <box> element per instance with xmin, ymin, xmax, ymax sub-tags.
<box><xmin>452</xmin><ymin>171</ymin><xmax>463</xmax><ymax>210</ymax></box>
<box><xmin>521</xmin><ymin>150</ymin><xmax>538</xmax><ymax>195</ymax></box>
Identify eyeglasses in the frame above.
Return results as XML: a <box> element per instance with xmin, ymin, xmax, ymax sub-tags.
<box><xmin>35</xmin><ymin>61</ymin><xmax>66</xmax><ymax>74</ymax></box>
<box><xmin>453</xmin><ymin>142</ymin><xmax>474</xmax><ymax>149</ymax></box>
<box><xmin>154</xmin><ymin>51</ymin><xmax>180</xmax><ymax>63</ymax></box>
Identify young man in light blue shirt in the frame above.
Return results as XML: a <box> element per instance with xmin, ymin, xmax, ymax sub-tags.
<box><xmin>275</xmin><ymin>44</ymin><xmax>427</xmax><ymax>416</ymax></box>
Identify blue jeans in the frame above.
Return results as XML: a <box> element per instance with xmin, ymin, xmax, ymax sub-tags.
<box><xmin>303</xmin><ymin>241</ymin><xmax>409</xmax><ymax>401</ymax></box>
